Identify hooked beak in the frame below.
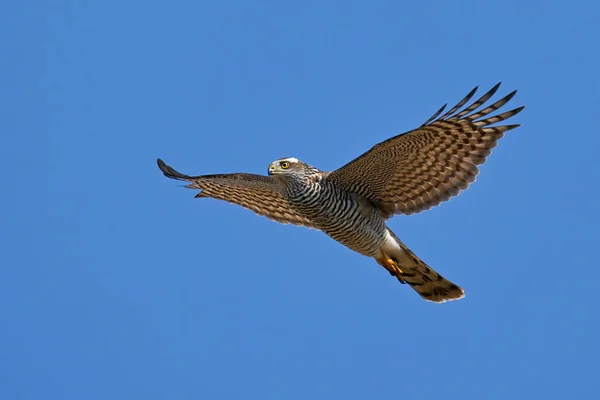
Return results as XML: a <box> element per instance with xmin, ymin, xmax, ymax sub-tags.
<box><xmin>268</xmin><ymin>164</ymin><xmax>276</xmax><ymax>175</ymax></box>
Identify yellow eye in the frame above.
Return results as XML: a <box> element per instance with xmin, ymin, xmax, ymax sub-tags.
<box><xmin>280</xmin><ymin>161</ymin><xmax>290</xmax><ymax>169</ymax></box>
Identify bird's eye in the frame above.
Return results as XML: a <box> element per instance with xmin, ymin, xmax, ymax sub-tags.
<box><xmin>280</xmin><ymin>161</ymin><xmax>290</xmax><ymax>169</ymax></box>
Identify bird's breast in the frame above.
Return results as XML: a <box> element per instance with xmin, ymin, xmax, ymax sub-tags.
<box><xmin>286</xmin><ymin>181</ymin><xmax>386</xmax><ymax>256</ymax></box>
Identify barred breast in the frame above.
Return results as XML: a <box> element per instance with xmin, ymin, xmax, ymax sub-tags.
<box><xmin>285</xmin><ymin>178</ymin><xmax>387</xmax><ymax>257</ymax></box>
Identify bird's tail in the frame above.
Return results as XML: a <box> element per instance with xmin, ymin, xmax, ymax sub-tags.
<box><xmin>383</xmin><ymin>229</ymin><xmax>465</xmax><ymax>303</ymax></box>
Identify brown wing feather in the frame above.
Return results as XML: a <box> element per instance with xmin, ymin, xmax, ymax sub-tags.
<box><xmin>326</xmin><ymin>83</ymin><xmax>524</xmax><ymax>217</ymax></box>
<box><xmin>157</xmin><ymin>159</ymin><xmax>315</xmax><ymax>227</ymax></box>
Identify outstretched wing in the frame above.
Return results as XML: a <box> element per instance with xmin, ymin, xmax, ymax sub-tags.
<box><xmin>326</xmin><ymin>83</ymin><xmax>524</xmax><ymax>217</ymax></box>
<box><xmin>157</xmin><ymin>159</ymin><xmax>315</xmax><ymax>227</ymax></box>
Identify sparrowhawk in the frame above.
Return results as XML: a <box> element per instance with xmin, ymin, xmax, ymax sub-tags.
<box><xmin>157</xmin><ymin>83</ymin><xmax>524</xmax><ymax>303</ymax></box>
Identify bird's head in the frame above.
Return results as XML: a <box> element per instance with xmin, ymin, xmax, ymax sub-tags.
<box><xmin>268</xmin><ymin>157</ymin><xmax>303</xmax><ymax>177</ymax></box>
<box><xmin>268</xmin><ymin>157</ymin><xmax>321</xmax><ymax>181</ymax></box>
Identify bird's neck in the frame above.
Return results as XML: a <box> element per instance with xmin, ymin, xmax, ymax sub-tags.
<box><xmin>279</xmin><ymin>174</ymin><xmax>321</xmax><ymax>199</ymax></box>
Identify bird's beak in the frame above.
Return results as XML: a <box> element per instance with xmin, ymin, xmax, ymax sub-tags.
<box><xmin>268</xmin><ymin>164</ymin><xmax>275</xmax><ymax>175</ymax></box>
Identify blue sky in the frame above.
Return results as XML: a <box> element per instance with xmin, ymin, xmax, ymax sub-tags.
<box><xmin>1</xmin><ymin>0</ymin><xmax>599</xmax><ymax>398</ymax></box>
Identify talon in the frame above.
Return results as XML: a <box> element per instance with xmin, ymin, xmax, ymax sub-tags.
<box><xmin>377</xmin><ymin>256</ymin><xmax>406</xmax><ymax>284</ymax></box>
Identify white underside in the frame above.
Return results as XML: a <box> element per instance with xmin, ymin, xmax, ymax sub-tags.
<box><xmin>379</xmin><ymin>229</ymin><xmax>406</xmax><ymax>260</ymax></box>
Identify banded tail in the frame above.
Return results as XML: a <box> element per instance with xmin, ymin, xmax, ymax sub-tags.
<box><xmin>381</xmin><ymin>229</ymin><xmax>465</xmax><ymax>303</ymax></box>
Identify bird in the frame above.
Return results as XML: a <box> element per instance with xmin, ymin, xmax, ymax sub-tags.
<box><xmin>157</xmin><ymin>83</ymin><xmax>524</xmax><ymax>303</ymax></box>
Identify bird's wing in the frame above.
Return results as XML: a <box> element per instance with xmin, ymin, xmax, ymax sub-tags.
<box><xmin>157</xmin><ymin>159</ymin><xmax>315</xmax><ymax>227</ymax></box>
<box><xmin>326</xmin><ymin>83</ymin><xmax>524</xmax><ymax>217</ymax></box>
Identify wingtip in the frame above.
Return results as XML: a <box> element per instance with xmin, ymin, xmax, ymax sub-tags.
<box><xmin>421</xmin><ymin>103</ymin><xmax>448</xmax><ymax>126</ymax></box>
<box><xmin>156</xmin><ymin>158</ymin><xmax>191</xmax><ymax>181</ymax></box>
<box><xmin>503</xmin><ymin>124</ymin><xmax>521</xmax><ymax>132</ymax></box>
<box><xmin>157</xmin><ymin>158</ymin><xmax>170</xmax><ymax>175</ymax></box>
<box><xmin>504</xmin><ymin>89</ymin><xmax>518</xmax><ymax>102</ymax></box>
<box><xmin>487</xmin><ymin>82</ymin><xmax>502</xmax><ymax>97</ymax></box>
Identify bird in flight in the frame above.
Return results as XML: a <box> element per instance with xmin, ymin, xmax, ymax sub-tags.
<box><xmin>157</xmin><ymin>83</ymin><xmax>524</xmax><ymax>303</ymax></box>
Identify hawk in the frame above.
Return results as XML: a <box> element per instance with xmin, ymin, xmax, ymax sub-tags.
<box><xmin>158</xmin><ymin>83</ymin><xmax>523</xmax><ymax>303</ymax></box>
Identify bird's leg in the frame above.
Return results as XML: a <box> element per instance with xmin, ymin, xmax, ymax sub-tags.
<box><xmin>376</xmin><ymin>256</ymin><xmax>406</xmax><ymax>284</ymax></box>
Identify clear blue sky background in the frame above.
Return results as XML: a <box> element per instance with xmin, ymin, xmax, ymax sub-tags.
<box><xmin>1</xmin><ymin>1</ymin><xmax>599</xmax><ymax>399</ymax></box>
